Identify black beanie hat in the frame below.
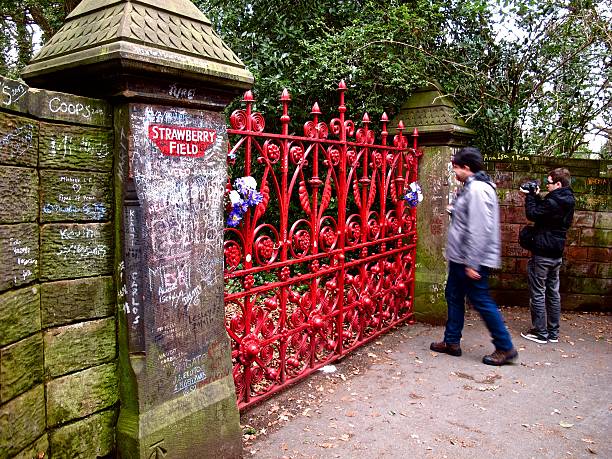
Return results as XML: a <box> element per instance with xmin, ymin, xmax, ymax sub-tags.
<box><xmin>452</xmin><ymin>147</ymin><xmax>484</xmax><ymax>172</ymax></box>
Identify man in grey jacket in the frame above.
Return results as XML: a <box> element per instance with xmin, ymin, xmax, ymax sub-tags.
<box><xmin>430</xmin><ymin>147</ymin><xmax>518</xmax><ymax>365</ymax></box>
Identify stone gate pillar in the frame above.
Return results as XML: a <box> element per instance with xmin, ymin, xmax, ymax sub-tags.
<box><xmin>391</xmin><ymin>84</ymin><xmax>474</xmax><ymax>323</ymax></box>
<box><xmin>22</xmin><ymin>1</ymin><xmax>253</xmax><ymax>457</ymax></box>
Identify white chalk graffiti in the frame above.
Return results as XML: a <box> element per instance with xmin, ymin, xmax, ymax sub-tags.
<box><xmin>9</xmin><ymin>237</ymin><xmax>37</xmax><ymax>284</ymax></box>
<box><xmin>1</xmin><ymin>80</ymin><xmax>27</xmax><ymax>106</ymax></box>
<box><xmin>57</xmin><ymin>243</ymin><xmax>108</xmax><ymax>258</ymax></box>
<box><xmin>0</xmin><ymin>124</ymin><xmax>34</xmax><ymax>152</ymax></box>
<box><xmin>169</xmin><ymin>84</ymin><xmax>196</xmax><ymax>100</ymax></box>
<box><xmin>48</xmin><ymin>97</ymin><xmax>105</xmax><ymax>120</ymax></box>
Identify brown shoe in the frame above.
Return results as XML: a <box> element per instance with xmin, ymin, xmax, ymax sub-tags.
<box><xmin>430</xmin><ymin>341</ymin><xmax>462</xmax><ymax>357</ymax></box>
<box><xmin>482</xmin><ymin>348</ymin><xmax>518</xmax><ymax>366</ymax></box>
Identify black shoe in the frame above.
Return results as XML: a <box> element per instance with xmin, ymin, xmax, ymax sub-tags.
<box><xmin>548</xmin><ymin>337</ymin><xmax>559</xmax><ymax>343</ymax></box>
<box><xmin>430</xmin><ymin>341</ymin><xmax>462</xmax><ymax>357</ymax></box>
<box><xmin>482</xmin><ymin>348</ymin><xmax>518</xmax><ymax>366</ymax></box>
<box><xmin>520</xmin><ymin>329</ymin><xmax>547</xmax><ymax>344</ymax></box>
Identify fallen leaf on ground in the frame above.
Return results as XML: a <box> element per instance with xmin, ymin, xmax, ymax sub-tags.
<box><xmin>559</xmin><ymin>421</ymin><xmax>574</xmax><ymax>428</ymax></box>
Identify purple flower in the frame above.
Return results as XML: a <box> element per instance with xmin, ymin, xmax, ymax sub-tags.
<box><xmin>404</xmin><ymin>191</ymin><xmax>419</xmax><ymax>208</ymax></box>
<box><xmin>227</xmin><ymin>208</ymin><xmax>243</xmax><ymax>227</ymax></box>
<box><xmin>244</xmin><ymin>189</ymin><xmax>263</xmax><ymax>207</ymax></box>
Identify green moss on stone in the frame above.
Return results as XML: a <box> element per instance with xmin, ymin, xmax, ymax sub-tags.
<box><xmin>41</xmin><ymin>276</ymin><xmax>115</xmax><ymax>327</ymax></box>
<box><xmin>1</xmin><ymin>333</ymin><xmax>44</xmax><ymax>402</ymax></box>
<box><xmin>44</xmin><ymin>318</ymin><xmax>116</xmax><ymax>378</ymax></box>
<box><xmin>40</xmin><ymin>222</ymin><xmax>113</xmax><ymax>281</ymax></box>
<box><xmin>39</xmin><ymin>122</ymin><xmax>113</xmax><ymax>171</ymax></box>
<box><xmin>0</xmin><ymin>286</ymin><xmax>40</xmax><ymax>346</ymax></box>
<box><xmin>46</xmin><ymin>362</ymin><xmax>118</xmax><ymax>427</ymax></box>
<box><xmin>0</xmin><ymin>385</ymin><xmax>46</xmax><ymax>458</ymax></box>
<box><xmin>49</xmin><ymin>408</ymin><xmax>116</xmax><ymax>459</ymax></box>
<box><xmin>0</xmin><ymin>166</ymin><xmax>38</xmax><ymax>223</ymax></box>
<box><xmin>12</xmin><ymin>434</ymin><xmax>48</xmax><ymax>459</ymax></box>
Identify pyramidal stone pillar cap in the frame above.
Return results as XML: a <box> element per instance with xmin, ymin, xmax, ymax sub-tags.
<box><xmin>390</xmin><ymin>82</ymin><xmax>474</xmax><ymax>146</ymax></box>
<box><xmin>21</xmin><ymin>0</ymin><xmax>253</xmax><ymax>101</ymax></box>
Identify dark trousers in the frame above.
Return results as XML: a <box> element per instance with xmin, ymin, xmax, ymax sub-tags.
<box><xmin>527</xmin><ymin>255</ymin><xmax>562</xmax><ymax>339</ymax></box>
<box><xmin>443</xmin><ymin>261</ymin><xmax>514</xmax><ymax>352</ymax></box>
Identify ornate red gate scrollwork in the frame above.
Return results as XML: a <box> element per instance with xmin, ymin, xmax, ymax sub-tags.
<box><xmin>224</xmin><ymin>81</ymin><xmax>421</xmax><ymax>410</ymax></box>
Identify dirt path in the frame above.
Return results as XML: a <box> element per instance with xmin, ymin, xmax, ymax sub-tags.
<box><xmin>240</xmin><ymin>308</ymin><xmax>611</xmax><ymax>459</ymax></box>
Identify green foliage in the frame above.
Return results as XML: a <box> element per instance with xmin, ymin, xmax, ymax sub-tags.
<box><xmin>0</xmin><ymin>0</ymin><xmax>75</xmax><ymax>78</ymax></box>
<box><xmin>2</xmin><ymin>0</ymin><xmax>608</xmax><ymax>156</ymax></box>
<box><xmin>196</xmin><ymin>0</ymin><xmax>610</xmax><ymax>156</ymax></box>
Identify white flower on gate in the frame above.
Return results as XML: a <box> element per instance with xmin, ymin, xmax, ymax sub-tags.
<box><xmin>228</xmin><ymin>190</ymin><xmax>242</xmax><ymax>205</ymax></box>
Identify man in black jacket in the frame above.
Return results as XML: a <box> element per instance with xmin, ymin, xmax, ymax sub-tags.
<box><xmin>520</xmin><ymin>168</ymin><xmax>575</xmax><ymax>344</ymax></box>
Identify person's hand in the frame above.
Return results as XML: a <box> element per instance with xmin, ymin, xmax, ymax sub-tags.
<box><xmin>465</xmin><ymin>267</ymin><xmax>481</xmax><ymax>280</ymax></box>
<box><xmin>519</xmin><ymin>186</ymin><xmax>540</xmax><ymax>195</ymax></box>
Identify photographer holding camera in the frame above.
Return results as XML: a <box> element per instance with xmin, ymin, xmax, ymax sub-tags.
<box><xmin>519</xmin><ymin>168</ymin><xmax>575</xmax><ymax>344</ymax></box>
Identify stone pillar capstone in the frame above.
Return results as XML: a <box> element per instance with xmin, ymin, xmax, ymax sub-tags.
<box><xmin>391</xmin><ymin>84</ymin><xmax>475</xmax><ymax>324</ymax></box>
<box><xmin>22</xmin><ymin>1</ymin><xmax>253</xmax><ymax>457</ymax></box>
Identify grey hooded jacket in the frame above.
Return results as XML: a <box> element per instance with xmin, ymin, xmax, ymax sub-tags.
<box><xmin>445</xmin><ymin>172</ymin><xmax>501</xmax><ymax>270</ymax></box>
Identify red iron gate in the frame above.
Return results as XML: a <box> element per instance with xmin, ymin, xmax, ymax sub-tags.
<box><xmin>224</xmin><ymin>81</ymin><xmax>421</xmax><ymax>410</ymax></box>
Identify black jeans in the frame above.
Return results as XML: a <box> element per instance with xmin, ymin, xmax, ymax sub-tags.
<box><xmin>527</xmin><ymin>255</ymin><xmax>562</xmax><ymax>339</ymax></box>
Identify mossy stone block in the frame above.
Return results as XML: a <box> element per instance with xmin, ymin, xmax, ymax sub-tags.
<box><xmin>40</xmin><ymin>222</ymin><xmax>113</xmax><ymax>281</ymax></box>
<box><xmin>580</xmin><ymin>228</ymin><xmax>612</xmax><ymax>247</ymax></box>
<box><xmin>29</xmin><ymin>88</ymin><xmax>112</xmax><ymax>127</ymax></box>
<box><xmin>0</xmin><ymin>75</ymin><xmax>30</xmax><ymax>114</ymax></box>
<box><xmin>0</xmin><ymin>223</ymin><xmax>39</xmax><ymax>290</ymax></box>
<box><xmin>0</xmin><ymin>166</ymin><xmax>38</xmax><ymax>223</ymax></box>
<box><xmin>566</xmin><ymin>277</ymin><xmax>612</xmax><ymax>295</ymax></box>
<box><xmin>12</xmin><ymin>434</ymin><xmax>49</xmax><ymax>459</ymax></box>
<box><xmin>594</xmin><ymin>212</ymin><xmax>612</xmax><ymax>229</ymax></box>
<box><xmin>117</xmin><ymin>376</ymin><xmax>241</xmax><ymax>459</ymax></box>
<box><xmin>46</xmin><ymin>362</ymin><xmax>118</xmax><ymax>427</ymax></box>
<box><xmin>0</xmin><ymin>286</ymin><xmax>40</xmax><ymax>346</ymax></box>
<box><xmin>49</xmin><ymin>408</ymin><xmax>116</xmax><ymax>459</ymax></box>
<box><xmin>39</xmin><ymin>122</ymin><xmax>113</xmax><ymax>171</ymax></box>
<box><xmin>44</xmin><ymin>318</ymin><xmax>116</xmax><ymax>378</ymax></box>
<box><xmin>574</xmin><ymin>194</ymin><xmax>612</xmax><ymax>212</ymax></box>
<box><xmin>0</xmin><ymin>385</ymin><xmax>46</xmax><ymax>458</ymax></box>
<box><xmin>40</xmin><ymin>169</ymin><xmax>112</xmax><ymax>222</ymax></box>
<box><xmin>41</xmin><ymin>276</ymin><xmax>114</xmax><ymax>328</ymax></box>
<box><xmin>1</xmin><ymin>333</ymin><xmax>43</xmax><ymax>402</ymax></box>
<box><xmin>0</xmin><ymin>111</ymin><xmax>38</xmax><ymax>166</ymax></box>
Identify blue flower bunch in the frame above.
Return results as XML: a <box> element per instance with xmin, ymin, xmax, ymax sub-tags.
<box><xmin>404</xmin><ymin>182</ymin><xmax>423</xmax><ymax>208</ymax></box>
<box><xmin>227</xmin><ymin>176</ymin><xmax>264</xmax><ymax>227</ymax></box>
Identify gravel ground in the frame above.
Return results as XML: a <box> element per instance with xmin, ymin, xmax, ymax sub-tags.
<box><xmin>240</xmin><ymin>307</ymin><xmax>611</xmax><ymax>459</ymax></box>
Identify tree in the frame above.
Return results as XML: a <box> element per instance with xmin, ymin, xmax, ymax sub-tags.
<box><xmin>0</xmin><ymin>0</ymin><xmax>79</xmax><ymax>78</ymax></box>
<box><xmin>194</xmin><ymin>0</ymin><xmax>453</xmax><ymax>134</ymax></box>
<box><xmin>438</xmin><ymin>0</ymin><xmax>612</xmax><ymax>156</ymax></box>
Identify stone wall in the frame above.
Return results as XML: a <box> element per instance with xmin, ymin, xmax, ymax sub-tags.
<box><xmin>486</xmin><ymin>154</ymin><xmax>612</xmax><ymax>310</ymax></box>
<box><xmin>0</xmin><ymin>75</ymin><xmax>117</xmax><ymax>458</ymax></box>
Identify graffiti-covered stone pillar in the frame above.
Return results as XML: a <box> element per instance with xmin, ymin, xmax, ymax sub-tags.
<box><xmin>23</xmin><ymin>0</ymin><xmax>253</xmax><ymax>457</ymax></box>
<box><xmin>391</xmin><ymin>84</ymin><xmax>474</xmax><ymax>324</ymax></box>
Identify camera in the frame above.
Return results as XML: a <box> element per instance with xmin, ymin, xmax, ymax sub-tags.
<box><xmin>520</xmin><ymin>180</ymin><xmax>540</xmax><ymax>194</ymax></box>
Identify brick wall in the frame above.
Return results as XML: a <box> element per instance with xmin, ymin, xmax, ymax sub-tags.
<box><xmin>485</xmin><ymin>154</ymin><xmax>612</xmax><ymax>310</ymax></box>
<box><xmin>0</xmin><ymin>75</ymin><xmax>117</xmax><ymax>458</ymax></box>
